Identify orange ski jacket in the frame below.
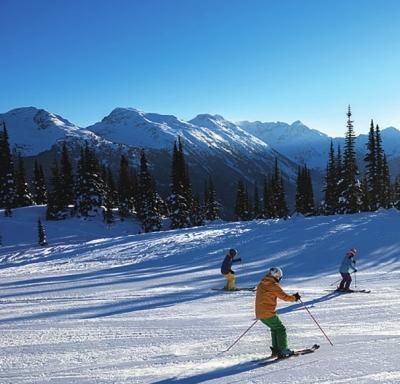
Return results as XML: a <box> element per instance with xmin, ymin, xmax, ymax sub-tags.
<box><xmin>255</xmin><ymin>275</ymin><xmax>297</xmax><ymax>319</ymax></box>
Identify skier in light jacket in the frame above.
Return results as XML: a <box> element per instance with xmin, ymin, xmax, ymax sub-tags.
<box><xmin>255</xmin><ymin>267</ymin><xmax>300</xmax><ymax>358</ymax></box>
<box><xmin>338</xmin><ymin>248</ymin><xmax>357</xmax><ymax>291</ymax></box>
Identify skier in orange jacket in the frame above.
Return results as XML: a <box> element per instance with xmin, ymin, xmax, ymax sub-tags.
<box><xmin>255</xmin><ymin>267</ymin><xmax>300</xmax><ymax>358</ymax></box>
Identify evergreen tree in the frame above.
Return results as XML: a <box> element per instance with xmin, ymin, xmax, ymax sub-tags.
<box><xmin>253</xmin><ymin>182</ymin><xmax>263</xmax><ymax>219</ymax></box>
<box><xmin>338</xmin><ymin>106</ymin><xmax>363</xmax><ymax>213</ymax></box>
<box><xmin>296</xmin><ymin>165</ymin><xmax>315</xmax><ymax>215</ymax></box>
<box><xmin>15</xmin><ymin>154</ymin><xmax>34</xmax><ymax>207</ymax></box>
<box><xmin>168</xmin><ymin>138</ymin><xmax>192</xmax><ymax>229</ymax></box>
<box><xmin>38</xmin><ymin>218</ymin><xmax>48</xmax><ymax>246</ymax></box>
<box><xmin>47</xmin><ymin>162</ymin><xmax>67</xmax><ymax>219</ymax></box>
<box><xmin>118</xmin><ymin>155</ymin><xmax>135</xmax><ymax>217</ymax></box>
<box><xmin>364</xmin><ymin>120</ymin><xmax>377</xmax><ymax>210</ymax></box>
<box><xmin>381</xmin><ymin>154</ymin><xmax>391</xmax><ymax>208</ymax></box>
<box><xmin>322</xmin><ymin>141</ymin><xmax>339</xmax><ymax>214</ymax></box>
<box><xmin>32</xmin><ymin>160</ymin><xmax>48</xmax><ymax>204</ymax></box>
<box><xmin>393</xmin><ymin>177</ymin><xmax>400</xmax><ymax>209</ymax></box>
<box><xmin>204</xmin><ymin>176</ymin><xmax>220</xmax><ymax>221</ymax></box>
<box><xmin>75</xmin><ymin>144</ymin><xmax>106</xmax><ymax>217</ymax></box>
<box><xmin>191</xmin><ymin>195</ymin><xmax>205</xmax><ymax>226</ymax></box>
<box><xmin>60</xmin><ymin>142</ymin><xmax>74</xmax><ymax>207</ymax></box>
<box><xmin>263</xmin><ymin>176</ymin><xmax>274</xmax><ymax>218</ymax></box>
<box><xmin>234</xmin><ymin>179</ymin><xmax>247</xmax><ymax>220</ymax></box>
<box><xmin>136</xmin><ymin>151</ymin><xmax>161</xmax><ymax>232</ymax></box>
<box><xmin>271</xmin><ymin>158</ymin><xmax>288</xmax><ymax>218</ymax></box>
<box><xmin>0</xmin><ymin>122</ymin><xmax>16</xmax><ymax>215</ymax></box>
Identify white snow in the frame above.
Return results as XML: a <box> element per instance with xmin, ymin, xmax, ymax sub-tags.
<box><xmin>0</xmin><ymin>207</ymin><xmax>399</xmax><ymax>383</ymax></box>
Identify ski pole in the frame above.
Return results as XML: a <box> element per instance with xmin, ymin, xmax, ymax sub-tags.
<box><xmin>222</xmin><ymin>319</ymin><xmax>258</xmax><ymax>353</ymax></box>
<box><xmin>299</xmin><ymin>298</ymin><xmax>333</xmax><ymax>346</ymax></box>
<box><xmin>354</xmin><ymin>271</ymin><xmax>357</xmax><ymax>288</ymax></box>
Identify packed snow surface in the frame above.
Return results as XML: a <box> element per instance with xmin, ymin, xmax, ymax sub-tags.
<box><xmin>0</xmin><ymin>207</ymin><xmax>399</xmax><ymax>383</ymax></box>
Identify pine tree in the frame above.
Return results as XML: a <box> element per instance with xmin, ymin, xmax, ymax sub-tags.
<box><xmin>234</xmin><ymin>179</ymin><xmax>247</xmax><ymax>220</ymax></box>
<box><xmin>271</xmin><ymin>158</ymin><xmax>288</xmax><ymax>218</ymax></box>
<box><xmin>47</xmin><ymin>162</ymin><xmax>67</xmax><ymax>219</ymax></box>
<box><xmin>204</xmin><ymin>176</ymin><xmax>220</xmax><ymax>221</ymax></box>
<box><xmin>15</xmin><ymin>154</ymin><xmax>34</xmax><ymax>207</ymax></box>
<box><xmin>38</xmin><ymin>218</ymin><xmax>48</xmax><ymax>246</ymax></box>
<box><xmin>322</xmin><ymin>141</ymin><xmax>339</xmax><ymax>214</ymax></box>
<box><xmin>338</xmin><ymin>106</ymin><xmax>363</xmax><ymax>214</ymax></box>
<box><xmin>118</xmin><ymin>155</ymin><xmax>135</xmax><ymax>217</ymax></box>
<box><xmin>168</xmin><ymin>138</ymin><xmax>192</xmax><ymax>229</ymax></box>
<box><xmin>253</xmin><ymin>182</ymin><xmax>263</xmax><ymax>219</ymax></box>
<box><xmin>263</xmin><ymin>176</ymin><xmax>274</xmax><ymax>218</ymax></box>
<box><xmin>75</xmin><ymin>144</ymin><xmax>106</xmax><ymax>217</ymax></box>
<box><xmin>296</xmin><ymin>165</ymin><xmax>315</xmax><ymax>215</ymax></box>
<box><xmin>381</xmin><ymin>154</ymin><xmax>391</xmax><ymax>208</ymax></box>
<box><xmin>60</xmin><ymin>142</ymin><xmax>74</xmax><ymax>207</ymax></box>
<box><xmin>136</xmin><ymin>151</ymin><xmax>161</xmax><ymax>232</ymax></box>
<box><xmin>32</xmin><ymin>160</ymin><xmax>48</xmax><ymax>204</ymax></box>
<box><xmin>191</xmin><ymin>195</ymin><xmax>205</xmax><ymax>226</ymax></box>
<box><xmin>364</xmin><ymin>120</ymin><xmax>377</xmax><ymax>210</ymax></box>
<box><xmin>0</xmin><ymin>122</ymin><xmax>16</xmax><ymax>215</ymax></box>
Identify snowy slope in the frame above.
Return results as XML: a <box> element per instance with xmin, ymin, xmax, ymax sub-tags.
<box><xmin>0</xmin><ymin>107</ymin><xmax>112</xmax><ymax>156</ymax></box>
<box><xmin>1</xmin><ymin>207</ymin><xmax>399</xmax><ymax>383</ymax></box>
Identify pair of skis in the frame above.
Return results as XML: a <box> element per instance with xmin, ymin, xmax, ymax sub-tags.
<box><xmin>211</xmin><ymin>287</ymin><xmax>256</xmax><ymax>292</ymax></box>
<box><xmin>255</xmin><ymin>344</ymin><xmax>320</xmax><ymax>365</ymax></box>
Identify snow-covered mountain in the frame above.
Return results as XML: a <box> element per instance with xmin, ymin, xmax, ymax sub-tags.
<box><xmin>0</xmin><ymin>107</ymin><xmax>110</xmax><ymax>156</ymax></box>
<box><xmin>238</xmin><ymin>120</ymin><xmax>331</xmax><ymax>169</ymax></box>
<box><xmin>1</xmin><ymin>206</ymin><xmax>399</xmax><ymax>383</ymax></box>
<box><xmin>87</xmin><ymin>108</ymin><xmax>294</xmax><ymax>172</ymax></box>
<box><xmin>238</xmin><ymin>120</ymin><xmax>400</xmax><ymax>172</ymax></box>
<box><xmin>0</xmin><ymin>107</ymin><xmax>299</xmax><ymax>218</ymax></box>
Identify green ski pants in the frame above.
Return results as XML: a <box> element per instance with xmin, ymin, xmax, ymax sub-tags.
<box><xmin>260</xmin><ymin>315</ymin><xmax>288</xmax><ymax>352</ymax></box>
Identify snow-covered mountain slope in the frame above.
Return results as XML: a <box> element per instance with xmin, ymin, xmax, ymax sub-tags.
<box><xmin>239</xmin><ymin>120</ymin><xmax>400</xmax><ymax>171</ymax></box>
<box><xmin>0</xmin><ymin>206</ymin><xmax>399</xmax><ymax>383</ymax></box>
<box><xmin>238</xmin><ymin>120</ymin><xmax>332</xmax><ymax>169</ymax></box>
<box><xmin>87</xmin><ymin>108</ymin><xmax>295</xmax><ymax>176</ymax></box>
<box><xmin>0</xmin><ymin>107</ymin><xmax>112</xmax><ymax>156</ymax></box>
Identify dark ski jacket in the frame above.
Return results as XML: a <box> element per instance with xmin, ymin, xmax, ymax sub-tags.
<box><xmin>220</xmin><ymin>254</ymin><xmax>241</xmax><ymax>275</ymax></box>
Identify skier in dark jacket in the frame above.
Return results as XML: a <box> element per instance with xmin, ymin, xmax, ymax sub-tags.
<box><xmin>338</xmin><ymin>248</ymin><xmax>357</xmax><ymax>291</ymax></box>
<box><xmin>220</xmin><ymin>248</ymin><xmax>242</xmax><ymax>290</ymax></box>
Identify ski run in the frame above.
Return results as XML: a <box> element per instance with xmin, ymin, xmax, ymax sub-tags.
<box><xmin>0</xmin><ymin>206</ymin><xmax>399</xmax><ymax>383</ymax></box>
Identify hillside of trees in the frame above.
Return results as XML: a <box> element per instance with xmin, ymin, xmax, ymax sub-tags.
<box><xmin>1</xmin><ymin>107</ymin><xmax>400</xmax><ymax>233</ymax></box>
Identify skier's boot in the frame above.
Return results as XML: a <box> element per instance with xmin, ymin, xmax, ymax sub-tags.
<box><xmin>269</xmin><ymin>346</ymin><xmax>278</xmax><ymax>358</ymax></box>
<box><xmin>277</xmin><ymin>349</ymin><xmax>294</xmax><ymax>359</ymax></box>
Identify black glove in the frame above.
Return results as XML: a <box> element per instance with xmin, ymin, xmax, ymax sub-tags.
<box><xmin>236</xmin><ymin>258</ymin><xmax>242</xmax><ymax>262</ymax></box>
<box><xmin>294</xmin><ymin>292</ymin><xmax>301</xmax><ymax>301</ymax></box>
<box><xmin>353</xmin><ymin>269</ymin><xmax>358</xmax><ymax>273</ymax></box>
<box><xmin>230</xmin><ymin>270</ymin><xmax>235</xmax><ymax>274</ymax></box>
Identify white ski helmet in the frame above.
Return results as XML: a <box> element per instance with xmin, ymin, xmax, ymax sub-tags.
<box><xmin>268</xmin><ymin>267</ymin><xmax>283</xmax><ymax>281</ymax></box>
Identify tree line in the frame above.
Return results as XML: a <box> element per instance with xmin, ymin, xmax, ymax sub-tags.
<box><xmin>233</xmin><ymin>106</ymin><xmax>400</xmax><ymax>220</ymax></box>
<box><xmin>1</xmin><ymin>106</ymin><xmax>400</xmax><ymax>233</ymax></box>
<box><xmin>0</xmin><ymin>124</ymin><xmax>219</xmax><ymax>232</ymax></box>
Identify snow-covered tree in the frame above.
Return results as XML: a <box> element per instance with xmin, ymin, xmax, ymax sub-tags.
<box><xmin>75</xmin><ymin>144</ymin><xmax>106</xmax><ymax>217</ymax></box>
<box><xmin>15</xmin><ymin>154</ymin><xmax>34</xmax><ymax>207</ymax></box>
<box><xmin>32</xmin><ymin>160</ymin><xmax>48</xmax><ymax>205</ymax></box>
<box><xmin>338</xmin><ymin>106</ymin><xmax>363</xmax><ymax>214</ymax></box>
<box><xmin>136</xmin><ymin>151</ymin><xmax>161</xmax><ymax>232</ymax></box>
<box><xmin>168</xmin><ymin>138</ymin><xmax>192</xmax><ymax>229</ymax></box>
<box><xmin>0</xmin><ymin>122</ymin><xmax>16</xmax><ymax>216</ymax></box>
<box><xmin>118</xmin><ymin>155</ymin><xmax>135</xmax><ymax>218</ymax></box>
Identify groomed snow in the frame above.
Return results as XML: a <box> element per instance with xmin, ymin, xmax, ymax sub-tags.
<box><xmin>0</xmin><ymin>207</ymin><xmax>399</xmax><ymax>383</ymax></box>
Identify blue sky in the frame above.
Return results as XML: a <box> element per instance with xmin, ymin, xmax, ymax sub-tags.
<box><xmin>1</xmin><ymin>0</ymin><xmax>400</xmax><ymax>136</ymax></box>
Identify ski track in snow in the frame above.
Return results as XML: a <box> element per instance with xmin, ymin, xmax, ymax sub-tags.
<box><xmin>0</xmin><ymin>208</ymin><xmax>400</xmax><ymax>383</ymax></box>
